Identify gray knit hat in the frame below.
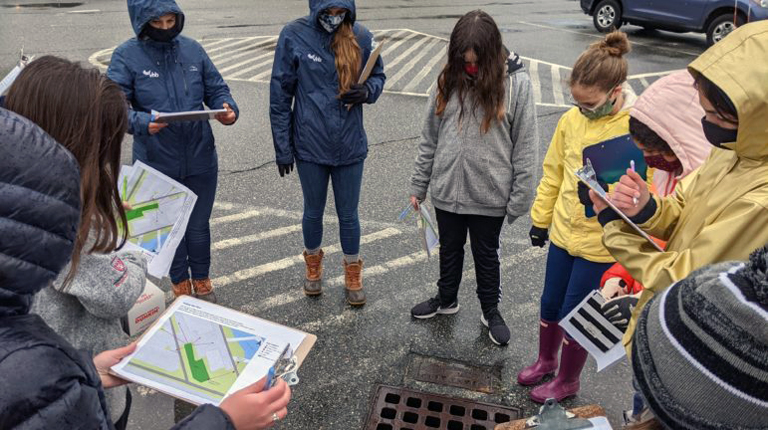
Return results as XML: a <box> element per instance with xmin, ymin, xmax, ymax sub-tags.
<box><xmin>632</xmin><ymin>249</ymin><xmax>768</xmax><ymax>429</ymax></box>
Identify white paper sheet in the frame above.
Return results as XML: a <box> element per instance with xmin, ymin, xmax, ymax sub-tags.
<box><xmin>112</xmin><ymin>296</ymin><xmax>305</xmax><ymax>406</ymax></box>
<box><xmin>419</xmin><ymin>205</ymin><xmax>440</xmax><ymax>258</ymax></box>
<box><xmin>559</xmin><ymin>290</ymin><xmax>627</xmax><ymax>371</ymax></box>
<box><xmin>119</xmin><ymin>161</ymin><xmax>197</xmax><ymax>278</ymax></box>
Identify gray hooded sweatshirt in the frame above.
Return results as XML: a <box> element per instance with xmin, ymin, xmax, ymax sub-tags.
<box><xmin>409</xmin><ymin>54</ymin><xmax>538</xmax><ymax>221</ymax></box>
<box><xmin>31</xmin><ymin>245</ymin><xmax>147</xmax><ymax>421</ymax></box>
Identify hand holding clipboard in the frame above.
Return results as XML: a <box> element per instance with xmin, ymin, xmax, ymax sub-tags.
<box><xmin>576</xmin><ymin>159</ymin><xmax>664</xmax><ymax>252</ymax></box>
<box><xmin>344</xmin><ymin>40</ymin><xmax>385</xmax><ymax>110</ymax></box>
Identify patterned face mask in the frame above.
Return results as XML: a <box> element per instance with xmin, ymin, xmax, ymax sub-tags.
<box><xmin>644</xmin><ymin>153</ymin><xmax>682</xmax><ymax>172</ymax></box>
<box><xmin>579</xmin><ymin>96</ymin><xmax>615</xmax><ymax>120</ymax></box>
<box><xmin>319</xmin><ymin>12</ymin><xmax>346</xmax><ymax>33</ymax></box>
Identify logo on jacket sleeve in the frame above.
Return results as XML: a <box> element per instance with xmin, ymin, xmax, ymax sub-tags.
<box><xmin>307</xmin><ymin>53</ymin><xmax>323</xmax><ymax>63</ymax></box>
<box><xmin>142</xmin><ymin>69</ymin><xmax>160</xmax><ymax>78</ymax></box>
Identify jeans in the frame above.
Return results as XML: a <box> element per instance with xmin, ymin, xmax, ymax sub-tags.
<box><xmin>434</xmin><ymin>208</ymin><xmax>506</xmax><ymax>315</ymax></box>
<box><xmin>296</xmin><ymin>160</ymin><xmax>364</xmax><ymax>256</ymax></box>
<box><xmin>169</xmin><ymin>169</ymin><xmax>218</xmax><ymax>284</ymax></box>
<box><xmin>540</xmin><ymin>243</ymin><xmax>613</xmax><ymax>321</ymax></box>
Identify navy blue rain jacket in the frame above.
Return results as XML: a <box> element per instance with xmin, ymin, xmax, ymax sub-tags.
<box><xmin>270</xmin><ymin>0</ymin><xmax>386</xmax><ymax>166</ymax></box>
<box><xmin>107</xmin><ymin>0</ymin><xmax>239</xmax><ymax>179</ymax></box>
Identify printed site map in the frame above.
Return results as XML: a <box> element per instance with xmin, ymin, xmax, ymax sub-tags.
<box><xmin>124</xmin><ymin>311</ymin><xmax>264</xmax><ymax>403</ymax></box>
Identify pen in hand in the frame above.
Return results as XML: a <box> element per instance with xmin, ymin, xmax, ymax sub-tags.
<box><xmin>630</xmin><ymin>160</ymin><xmax>638</xmax><ymax>206</ymax></box>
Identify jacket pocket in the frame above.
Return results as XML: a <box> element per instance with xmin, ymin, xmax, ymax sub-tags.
<box><xmin>460</xmin><ymin>155</ymin><xmax>510</xmax><ymax>208</ymax></box>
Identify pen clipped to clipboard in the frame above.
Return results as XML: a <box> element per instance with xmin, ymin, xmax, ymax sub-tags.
<box><xmin>575</xmin><ymin>158</ymin><xmax>664</xmax><ymax>252</ymax></box>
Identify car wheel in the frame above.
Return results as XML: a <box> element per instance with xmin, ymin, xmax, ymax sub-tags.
<box><xmin>706</xmin><ymin>13</ymin><xmax>744</xmax><ymax>46</ymax></box>
<box><xmin>593</xmin><ymin>0</ymin><xmax>622</xmax><ymax>33</ymax></box>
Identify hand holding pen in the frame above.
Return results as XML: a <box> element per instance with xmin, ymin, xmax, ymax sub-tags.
<box><xmin>610</xmin><ymin>162</ymin><xmax>651</xmax><ymax>217</ymax></box>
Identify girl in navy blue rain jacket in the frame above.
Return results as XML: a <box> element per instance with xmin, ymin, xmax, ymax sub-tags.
<box><xmin>270</xmin><ymin>0</ymin><xmax>385</xmax><ymax>306</ymax></box>
<box><xmin>108</xmin><ymin>0</ymin><xmax>239</xmax><ymax>300</ymax></box>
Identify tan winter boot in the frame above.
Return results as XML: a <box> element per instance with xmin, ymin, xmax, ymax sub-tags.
<box><xmin>172</xmin><ymin>279</ymin><xmax>193</xmax><ymax>297</ymax></box>
<box><xmin>303</xmin><ymin>250</ymin><xmax>324</xmax><ymax>296</ymax></box>
<box><xmin>344</xmin><ymin>259</ymin><xmax>365</xmax><ymax>306</ymax></box>
<box><xmin>192</xmin><ymin>278</ymin><xmax>217</xmax><ymax>303</ymax></box>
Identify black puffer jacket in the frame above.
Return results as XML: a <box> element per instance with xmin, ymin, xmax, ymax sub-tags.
<box><xmin>0</xmin><ymin>108</ymin><xmax>234</xmax><ymax>429</ymax></box>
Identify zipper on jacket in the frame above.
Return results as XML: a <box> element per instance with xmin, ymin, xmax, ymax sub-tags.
<box><xmin>173</xmin><ymin>45</ymin><xmax>189</xmax><ymax>96</ymax></box>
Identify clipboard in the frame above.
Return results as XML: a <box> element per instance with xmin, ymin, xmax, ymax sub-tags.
<box><xmin>110</xmin><ymin>296</ymin><xmax>317</xmax><ymax>406</ymax></box>
<box><xmin>575</xmin><ymin>159</ymin><xmax>664</xmax><ymax>252</ymax></box>
<box><xmin>345</xmin><ymin>39</ymin><xmax>384</xmax><ymax>110</ymax></box>
<box><xmin>152</xmin><ymin>108</ymin><xmax>227</xmax><ymax>123</ymax></box>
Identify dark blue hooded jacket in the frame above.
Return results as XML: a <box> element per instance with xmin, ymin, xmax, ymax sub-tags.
<box><xmin>107</xmin><ymin>0</ymin><xmax>239</xmax><ymax>179</ymax></box>
<box><xmin>0</xmin><ymin>108</ymin><xmax>235</xmax><ymax>429</ymax></box>
<box><xmin>270</xmin><ymin>0</ymin><xmax>386</xmax><ymax>166</ymax></box>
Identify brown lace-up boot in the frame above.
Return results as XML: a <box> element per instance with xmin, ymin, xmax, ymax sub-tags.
<box><xmin>192</xmin><ymin>278</ymin><xmax>217</xmax><ymax>303</ymax></box>
<box><xmin>303</xmin><ymin>250</ymin><xmax>324</xmax><ymax>296</ymax></box>
<box><xmin>172</xmin><ymin>279</ymin><xmax>193</xmax><ymax>297</ymax></box>
<box><xmin>344</xmin><ymin>259</ymin><xmax>365</xmax><ymax>306</ymax></box>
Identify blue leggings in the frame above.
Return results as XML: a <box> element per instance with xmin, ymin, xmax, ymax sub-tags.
<box><xmin>296</xmin><ymin>160</ymin><xmax>364</xmax><ymax>256</ymax></box>
<box><xmin>540</xmin><ymin>243</ymin><xmax>613</xmax><ymax>321</ymax></box>
<box><xmin>169</xmin><ymin>169</ymin><xmax>218</xmax><ymax>284</ymax></box>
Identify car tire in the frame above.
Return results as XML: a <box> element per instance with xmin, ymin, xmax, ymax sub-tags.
<box><xmin>706</xmin><ymin>13</ymin><xmax>745</xmax><ymax>46</ymax></box>
<box><xmin>593</xmin><ymin>0</ymin><xmax>622</xmax><ymax>33</ymax></box>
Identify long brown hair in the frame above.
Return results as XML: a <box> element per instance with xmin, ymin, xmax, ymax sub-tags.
<box><xmin>6</xmin><ymin>56</ymin><xmax>129</xmax><ymax>288</ymax></box>
<box><xmin>569</xmin><ymin>31</ymin><xmax>631</xmax><ymax>92</ymax></box>
<box><xmin>436</xmin><ymin>10</ymin><xmax>506</xmax><ymax>134</ymax></box>
<box><xmin>332</xmin><ymin>19</ymin><xmax>361</xmax><ymax>95</ymax></box>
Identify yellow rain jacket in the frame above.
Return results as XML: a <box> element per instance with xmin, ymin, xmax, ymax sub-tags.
<box><xmin>602</xmin><ymin>21</ymin><xmax>768</xmax><ymax>354</ymax></box>
<box><xmin>531</xmin><ymin>86</ymin><xmax>637</xmax><ymax>263</ymax></box>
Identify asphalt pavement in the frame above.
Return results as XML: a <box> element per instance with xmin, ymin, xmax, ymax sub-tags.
<box><xmin>0</xmin><ymin>0</ymin><xmax>710</xmax><ymax>428</ymax></box>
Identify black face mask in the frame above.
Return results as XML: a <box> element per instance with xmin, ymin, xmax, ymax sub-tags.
<box><xmin>143</xmin><ymin>20</ymin><xmax>181</xmax><ymax>43</ymax></box>
<box><xmin>701</xmin><ymin>117</ymin><xmax>738</xmax><ymax>149</ymax></box>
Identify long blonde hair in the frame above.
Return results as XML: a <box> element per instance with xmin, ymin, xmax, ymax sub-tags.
<box><xmin>332</xmin><ymin>21</ymin><xmax>361</xmax><ymax>95</ymax></box>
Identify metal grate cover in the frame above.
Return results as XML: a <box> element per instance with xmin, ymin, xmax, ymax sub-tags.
<box><xmin>406</xmin><ymin>354</ymin><xmax>502</xmax><ymax>394</ymax></box>
<box><xmin>365</xmin><ymin>385</ymin><xmax>520</xmax><ymax>430</ymax></box>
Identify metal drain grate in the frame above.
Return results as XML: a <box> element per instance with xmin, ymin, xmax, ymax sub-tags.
<box><xmin>365</xmin><ymin>385</ymin><xmax>520</xmax><ymax>430</ymax></box>
<box><xmin>406</xmin><ymin>354</ymin><xmax>502</xmax><ymax>394</ymax></box>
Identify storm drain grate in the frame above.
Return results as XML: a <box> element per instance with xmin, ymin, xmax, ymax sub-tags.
<box><xmin>406</xmin><ymin>354</ymin><xmax>502</xmax><ymax>394</ymax></box>
<box><xmin>365</xmin><ymin>384</ymin><xmax>520</xmax><ymax>430</ymax></box>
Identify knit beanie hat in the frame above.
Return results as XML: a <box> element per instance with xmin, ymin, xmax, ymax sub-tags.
<box><xmin>632</xmin><ymin>248</ymin><xmax>768</xmax><ymax>429</ymax></box>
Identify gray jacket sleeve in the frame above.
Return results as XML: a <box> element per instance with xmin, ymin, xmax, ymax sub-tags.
<box><xmin>505</xmin><ymin>70</ymin><xmax>538</xmax><ymax>223</ymax></box>
<box><xmin>409</xmin><ymin>88</ymin><xmax>442</xmax><ymax>200</ymax></box>
<box><xmin>63</xmin><ymin>251</ymin><xmax>147</xmax><ymax>320</ymax></box>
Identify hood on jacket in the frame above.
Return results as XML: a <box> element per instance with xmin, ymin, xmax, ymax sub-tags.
<box><xmin>309</xmin><ymin>0</ymin><xmax>356</xmax><ymax>30</ymax></box>
<box><xmin>688</xmin><ymin>21</ymin><xmax>768</xmax><ymax>161</ymax></box>
<box><xmin>630</xmin><ymin>70</ymin><xmax>711</xmax><ymax>178</ymax></box>
<box><xmin>127</xmin><ymin>0</ymin><xmax>184</xmax><ymax>38</ymax></box>
<box><xmin>0</xmin><ymin>108</ymin><xmax>81</xmax><ymax>317</ymax></box>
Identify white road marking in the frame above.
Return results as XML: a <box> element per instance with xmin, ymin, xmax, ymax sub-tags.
<box><xmin>551</xmin><ymin>65</ymin><xmax>565</xmax><ymax>106</ymax></box>
<box><xmin>210</xmin><ymin>210</ymin><xmax>264</xmax><ymax>227</ymax></box>
<box><xmin>529</xmin><ymin>60</ymin><xmax>542</xmax><ymax>104</ymax></box>
<box><xmin>401</xmin><ymin>46</ymin><xmax>446</xmax><ymax>93</ymax></box>
<box><xmin>218</xmin><ymin>52</ymin><xmax>274</xmax><ymax>75</ymax></box>
<box><xmin>212</xmin><ymin>224</ymin><xmax>302</xmax><ymax>251</ymax></box>
<box><xmin>385</xmin><ymin>35</ymin><xmax>433</xmax><ymax>71</ymax></box>
<box><xmin>386</xmin><ymin>37</ymin><xmax>443</xmax><ymax>87</ymax></box>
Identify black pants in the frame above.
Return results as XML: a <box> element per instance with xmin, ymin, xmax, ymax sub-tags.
<box><xmin>435</xmin><ymin>208</ymin><xmax>505</xmax><ymax>314</ymax></box>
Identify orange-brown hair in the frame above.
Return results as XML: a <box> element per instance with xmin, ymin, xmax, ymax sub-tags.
<box><xmin>569</xmin><ymin>31</ymin><xmax>631</xmax><ymax>92</ymax></box>
<box><xmin>436</xmin><ymin>10</ymin><xmax>506</xmax><ymax>134</ymax></box>
<box><xmin>332</xmin><ymin>20</ymin><xmax>361</xmax><ymax>95</ymax></box>
<box><xmin>6</xmin><ymin>56</ymin><xmax>129</xmax><ymax>289</ymax></box>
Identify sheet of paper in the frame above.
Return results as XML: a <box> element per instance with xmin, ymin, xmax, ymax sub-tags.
<box><xmin>119</xmin><ymin>161</ymin><xmax>197</xmax><ymax>278</ymax></box>
<box><xmin>0</xmin><ymin>55</ymin><xmax>31</xmax><ymax>95</ymax></box>
<box><xmin>152</xmin><ymin>108</ymin><xmax>227</xmax><ymax>123</ymax></box>
<box><xmin>559</xmin><ymin>290</ymin><xmax>626</xmax><ymax>372</ymax></box>
<box><xmin>588</xmin><ymin>417</ymin><xmax>614</xmax><ymax>429</ymax></box>
<box><xmin>112</xmin><ymin>296</ymin><xmax>305</xmax><ymax>406</ymax></box>
<box><xmin>419</xmin><ymin>205</ymin><xmax>439</xmax><ymax>258</ymax></box>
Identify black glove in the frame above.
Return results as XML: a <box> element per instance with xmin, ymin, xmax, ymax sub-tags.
<box><xmin>601</xmin><ymin>295</ymin><xmax>639</xmax><ymax>332</ymax></box>
<box><xmin>577</xmin><ymin>180</ymin><xmax>608</xmax><ymax>206</ymax></box>
<box><xmin>529</xmin><ymin>226</ymin><xmax>549</xmax><ymax>248</ymax></box>
<box><xmin>277</xmin><ymin>162</ymin><xmax>294</xmax><ymax>177</ymax></box>
<box><xmin>339</xmin><ymin>84</ymin><xmax>369</xmax><ymax>105</ymax></box>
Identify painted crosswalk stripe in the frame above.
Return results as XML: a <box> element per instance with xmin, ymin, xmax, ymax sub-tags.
<box><xmin>386</xmin><ymin>35</ymin><xmax>433</xmax><ymax>71</ymax></box>
<box><xmin>218</xmin><ymin>52</ymin><xmax>274</xmax><ymax>75</ymax></box>
<box><xmin>210</xmin><ymin>210</ymin><xmax>263</xmax><ymax>227</ymax></box>
<box><xmin>214</xmin><ymin>40</ymin><xmax>277</xmax><ymax>67</ymax></box>
<box><xmin>327</xmin><ymin>248</ymin><xmax>433</xmax><ymax>287</ymax></box>
<box><xmin>227</xmin><ymin>58</ymin><xmax>274</xmax><ymax>80</ymax></box>
<box><xmin>248</xmin><ymin>63</ymin><xmax>276</xmax><ymax>82</ymax></box>
<box><xmin>529</xmin><ymin>61</ymin><xmax>542</xmax><ymax>104</ymax></box>
<box><xmin>200</xmin><ymin>38</ymin><xmax>234</xmax><ymax>49</ymax></box>
<box><xmin>213</xmin><ymin>228</ymin><xmax>402</xmax><ymax>286</ymax></box>
<box><xmin>639</xmin><ymin>77</ymin><xmax>650</xmax><ymax>88</ymax></box>
<box><xmin>210</xmin><ymin>37</ymin><xmax>277</xmax><ymax>61</ymax></box>
<box><xmin>380</xmin><ymin>30</ymin><xmax>419</xmax><ymax>59</ymax></box>
<box><xmin>212</xmin><ymin>223</ymin><xmax>302</xmax><ymax>251</ymax></box>
<box><xmin>205</xmin><ymin>37</ymin><xmax>261</xmax><ymax>54</ymax></box>
<box><xmin>387</xmin><ymin>37</ymin><xmax>443</xmax><ymax>88</ymax></box>
<box><xmin>551</xmin><ymin>65</ymin><xmax>565</xmax><ymax>106</ymax></box>
<box><xmin>402</xmin><ymin>47</ymin><xmax>446</xmax><ymax>93</ymax></box>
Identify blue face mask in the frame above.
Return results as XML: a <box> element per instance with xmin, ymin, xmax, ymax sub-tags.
<box><xmin>319</xmin><ymin>12</ymin><xmax>346</xmax><ymax>33</ymax></box>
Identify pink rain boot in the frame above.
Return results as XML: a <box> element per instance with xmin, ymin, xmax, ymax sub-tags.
<box><xmin>517</xmin><ymin>319</ymin><xmax>563</xmax><ymax>386</ymax></box>
<box><xmin>530</xmin><ymin>338</ymin><xmax>588</xmax><ymax>403</ymax></box>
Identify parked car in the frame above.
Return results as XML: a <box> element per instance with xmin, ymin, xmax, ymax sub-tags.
<box><xmin>580</xmin><ymin>0</ymin><xmax>768</xmax><ymax>45</ymax></box>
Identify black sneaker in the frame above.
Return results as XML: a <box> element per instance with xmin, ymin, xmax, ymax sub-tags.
<box><xmin>481</xmin><ymin>309</ymin><xmax>510</xmax><ymax>346</ymax></box>
<box><xmin>411</xmin><ymin>296</ymin><xmax>460</xmax><ymax>319</ymax></box>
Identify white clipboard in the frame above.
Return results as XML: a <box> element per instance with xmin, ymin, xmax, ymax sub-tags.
<box><xmin>152</xmin><ymin>108</ymin><xmax>227</xmax><ymax>123</ymax></box>
<box><xmin>575</xmin><ymin>159</ymin><xmax>664</xmax><ymax>252</ymax></box>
